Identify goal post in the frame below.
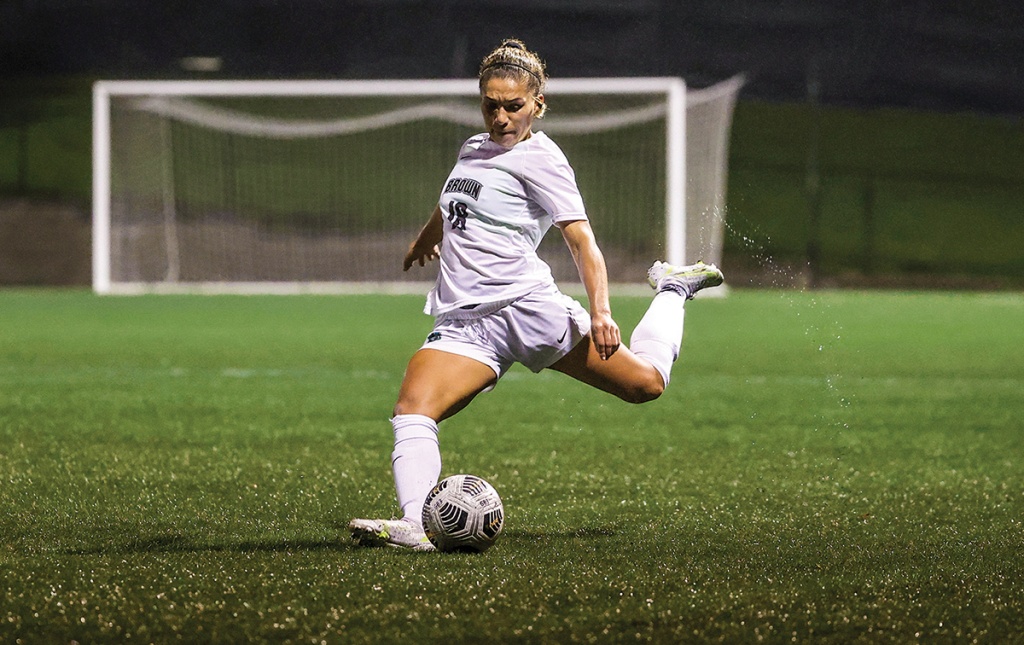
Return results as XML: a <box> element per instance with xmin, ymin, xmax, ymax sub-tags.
<box><xmin>92</xmin><ymin>76</ymin><xmax>743</xmax><ymax>295</ymax></box>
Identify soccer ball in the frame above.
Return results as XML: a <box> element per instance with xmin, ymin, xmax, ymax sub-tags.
<box><xmin>421</xmin><ymin>474</ymin><xmax>504</xmax><ymax>552</ymax></box>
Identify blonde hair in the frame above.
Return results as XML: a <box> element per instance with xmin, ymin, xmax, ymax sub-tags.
<box><xmin>478</xmin><ymin>39</ymin><xmax>548</xmax><ymax>118</ymax></box>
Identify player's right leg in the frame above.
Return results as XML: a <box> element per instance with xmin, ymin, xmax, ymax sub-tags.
<box><xmin>348</xmin><ymin>517</ymin><xmax>437</xmax><ymax>551</ymax></box>
<box><xmin>393</xmin><ymin>348</ymin><xmax>499</xmax><ymax>422</ymax></box>
<box><xmin>349</xmin><ymin>348</ymin><xmax>497</xmax><ymax>551</ymax></box>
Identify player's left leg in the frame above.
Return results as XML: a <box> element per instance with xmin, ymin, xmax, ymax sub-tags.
<box><xmin>548</xmin><ymin>336</ymin><xmax>666</xmax><ymax>403</ymax></box>
<box><xmin>549</xmin><ymin>261</ymin><xmax>723</xmax><ymax>403</ymax></box>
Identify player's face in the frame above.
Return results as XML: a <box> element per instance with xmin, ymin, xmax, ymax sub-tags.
<box><xmin>480</xmin><ymin>76</ymin><xmax>542</xmax><ymax>148</ymax></box>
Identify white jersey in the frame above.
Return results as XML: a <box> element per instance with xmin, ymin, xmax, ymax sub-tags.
<box><xmin>425</xmin><ymin>131</ymin><xmax>588</xmax><ymax>317</ymax></box>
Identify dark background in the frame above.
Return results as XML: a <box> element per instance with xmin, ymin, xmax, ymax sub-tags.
<box><xmin>3</xmin><ymin>0</ymin><xmax>1023</xmax><ymax>115</ymax></box>
<box><xmin>1</xmin><ymin>1</ymin><xmax>1022</xmax><ymax>288</ymax></box>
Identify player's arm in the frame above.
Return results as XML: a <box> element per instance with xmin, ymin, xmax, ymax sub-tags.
<box><xmin>404</xmin><ymin>205</ymin><xmax>444</xmax><ymax>271</ymax></box>
<box><xmin>559</xmin><ymin>219</ymin><xmax>620</xmax><ymax>360</ymax></box>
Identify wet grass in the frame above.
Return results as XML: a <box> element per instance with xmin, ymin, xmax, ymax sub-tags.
<box><xmin>1</xmin><ymin>289</ymin><xmax>1023</xmax><ymax>642</ymax></box>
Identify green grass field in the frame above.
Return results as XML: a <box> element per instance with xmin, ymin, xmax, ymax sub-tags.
<box><xmin>2</xmin><ymin>288</ymin><xmax>1023</xmax><ymax>642</ymax></box>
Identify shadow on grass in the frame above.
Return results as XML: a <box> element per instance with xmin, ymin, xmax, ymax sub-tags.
<box><xmin>63</xmin><ymin>532</ymin><xmax>358</xmax><ymax>556</ymax></box>
<box><xmin>60</xmin><ymin>523</ymin><xmax>619</xmax><ymax>556</ymax></box>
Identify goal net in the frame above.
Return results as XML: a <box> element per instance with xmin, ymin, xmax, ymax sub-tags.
<box><xmin>92</xmin><ymin>76</ymin><xmax>743</xmax><ymax>294</ymax></box>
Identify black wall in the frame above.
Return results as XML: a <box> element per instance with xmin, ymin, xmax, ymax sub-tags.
<box><xmin>2</xmin><ymin>0</ymin><xmax>1022</xmax><ymax>114</ymax></box>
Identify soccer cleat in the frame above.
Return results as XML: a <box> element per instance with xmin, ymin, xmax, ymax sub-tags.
<box><xmin>647</xmin><ymin>260</ymin><xmax>724</xmax><ymax>299</ymax></box>
<box><xmin>348</xmin><ymin>517</ymin><xmax>436</xmax><ymax>552</ymax></box>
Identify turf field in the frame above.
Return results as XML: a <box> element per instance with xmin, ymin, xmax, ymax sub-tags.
<box><xmin>1</xmin><ymin>288</ymin><xmax>1022</xmax><ymax>642</ymax></box>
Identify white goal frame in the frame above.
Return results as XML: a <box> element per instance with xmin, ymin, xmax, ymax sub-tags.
<box><xmin>93</xmin><ymin>77</ymin><xmax>736</xmax><ymax>295</ymax></box>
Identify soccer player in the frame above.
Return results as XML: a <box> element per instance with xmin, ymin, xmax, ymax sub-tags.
<box><xmin>350</xmin><ymin>39</ymin><xmax>723</xmax><ymax>551</ymax></box>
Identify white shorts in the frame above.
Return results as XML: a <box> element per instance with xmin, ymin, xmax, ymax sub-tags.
<box><xmin>420</xmin><ymin>285</ymin><xmax>592</xmax><ymax>379</ymax></box>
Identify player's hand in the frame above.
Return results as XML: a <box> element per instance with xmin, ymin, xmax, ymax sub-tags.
<box><xmin>403</xmin><ymin>242</ymin><xmax>440</xmax><ymax>271</ymax></box>
<box><xmin>589</xmin><ymin>311</ymin><xmax>621</xmax><ymax>361</ymax></box>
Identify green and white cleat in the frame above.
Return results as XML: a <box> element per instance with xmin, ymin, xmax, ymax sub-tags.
<box><xmin>348</xmin><ymin>518</ymin><xmax>436</xmax><ymax>552</ymax></box>
<box><xmin>647</xmin><ymin>260</ymin><xmax>724</xmax><ymax>299</ymax></box>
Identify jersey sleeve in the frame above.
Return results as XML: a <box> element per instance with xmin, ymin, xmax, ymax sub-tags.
<box><xmin>521</xmin><ymin>146</ymin><xmax>588</xmax><ymax>224</ymax></box>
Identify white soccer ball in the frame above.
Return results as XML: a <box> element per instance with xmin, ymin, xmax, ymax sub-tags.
<box><xmin>421</xmin><ymin>474</ymin><xmax>504</xmax><ymax>552</ymax></box>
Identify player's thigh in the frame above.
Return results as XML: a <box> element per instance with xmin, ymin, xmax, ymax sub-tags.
<box><xmin>394</xmin><ymin>348</ymin><xmax>498</xmax><ymax>421</ymax></box>
<box><xmin>548</xmin><ymin>336</ymin><xmax>664</xmax><ymax>404</ymax></box>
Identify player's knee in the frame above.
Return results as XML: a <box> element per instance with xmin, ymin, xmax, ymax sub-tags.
<box><xmin>393</xmin><ymin>393</ymin><xmax>460</xmax><ymax>421</ymax></box>
<box><xmin>393</xmin><ymin>395</ymin><xmax>426</xmax><ymax>418</ymax></box>
<box><xmin>621</xmin><ymin>373</ymin><xmax>665</xmax><ymax>404</ymax></box>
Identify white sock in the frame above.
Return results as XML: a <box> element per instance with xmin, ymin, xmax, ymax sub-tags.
<box><xmin>390</xmin><ymin>414</ymin><xmax>441</xmax><ymax>527</ymax></box>
<box><xmin>629</xmin><ymin>290</ymin><xmax>686</xmax><ymax>388</ymax></box>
